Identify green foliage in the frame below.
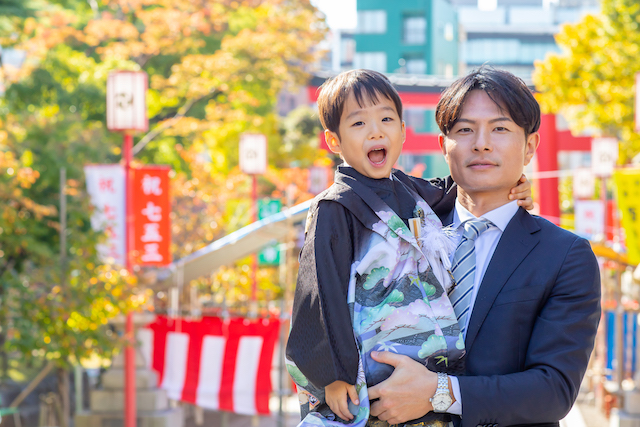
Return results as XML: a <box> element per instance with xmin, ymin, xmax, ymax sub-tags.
<box><xmin>0</xmin><ymin>0</ymin><xmax>329</xmax><ymax>368</ymax></box>
<box><xmin>533</xmin><ymin>0</ymin><xmax>640</xmax><ymax>163</ymax></box>
<box><xmin>277</xmin><ymin>106</ymin><xmax>325</xmax><ymax>168</ymax></box>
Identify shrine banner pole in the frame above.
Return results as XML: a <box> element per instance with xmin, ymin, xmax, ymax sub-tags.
<box><xmin>123</xmin><ymin>133</ymin><xmax>137</xmax><ymax>427</ymax></box>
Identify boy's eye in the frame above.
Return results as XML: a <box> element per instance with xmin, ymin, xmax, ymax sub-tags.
<box><xmin>382</xmin><ymin>117</ymin><xmax>393</xmax><ymax>122</ymax></box>
<box><xmin>352</xmin><ymin>121</ymin><xmax>364</xmax><ymax>126</ymax></box>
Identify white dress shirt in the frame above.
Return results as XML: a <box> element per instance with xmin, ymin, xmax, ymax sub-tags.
<box><xmin>447</xmin><ymin>200</ymin><xmax>519</xmax><ymax>416</ymax></box>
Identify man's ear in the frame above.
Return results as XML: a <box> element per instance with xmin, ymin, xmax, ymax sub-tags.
<box><xmin>401</xmin><ymin>121</ymin><xmax>406</xmax><ymax>145</ymax></box>
<box><xmin>325</xmin><ymin>129</ymin><xmax>341</xmax><ymax>154</ymax></box>
<box><xmin>523</xmin><ymin>132</ymin><xmax>540</xmax><ymax>166</ymax></box>
<box><xmin>438</xmin><ymin>134</ymin><xmax>446</xmax><ymax>154</ymax></box>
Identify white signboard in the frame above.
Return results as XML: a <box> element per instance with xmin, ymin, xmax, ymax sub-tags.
<box><xmin>574</xmin><ymin>200</ymin><xmax>605</xmax><ymax>240</ymax></box>
<box><xmin>106</xmin><ymin>71</ymin><xmax>148</xmax><ymax>132</ymax></box>
<box><xmin>591</xmin><ymin>137</ymin><xmax>618</xmax><ymax>177</ymax></box>
<box><xmin>84</xmin><ymin>164</ymin><xmax>126</xmax><ymax>265</ymax></box>
<box><xmin>239</xmin><ymin>133</ymin><xmax>267</xmax><ymax>175</ymax></box>
<box><xmin>573</xmin><ymin>168</ymin><xmax>595</xmax><ymax>199</ymax></box>
<box><xmin>308</xmin><ymin>166</ymin><xmax>329</xmax><ymax>195</ymax></box>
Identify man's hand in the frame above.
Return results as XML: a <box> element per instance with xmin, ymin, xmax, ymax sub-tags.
<box><xmin>367</xmin><ymin>351</ymin><xmax>439</xmax><ymax>425</ymax></box>
<box><xmin>325</xmin><ymin>380</ymin><xmax>359</xmax><ymax>421</ymax></box>
<box><xmin>509</xmin><ymin>174</ymin><xmax>534</xmax><ymax>210</ymax></box>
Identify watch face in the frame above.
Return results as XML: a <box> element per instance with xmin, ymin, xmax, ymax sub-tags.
<box><xmin>432</xmin><ymin>392</ymin><xmax>453</xmax><ymax>411</ymax></box>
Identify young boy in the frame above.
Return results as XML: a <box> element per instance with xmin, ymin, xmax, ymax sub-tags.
<box><xmin>285</xmin><ymin>69</ymin><xmax>531</xmax><ymax>427</ymax></box>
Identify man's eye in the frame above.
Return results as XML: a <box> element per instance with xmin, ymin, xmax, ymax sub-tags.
<box><xmin>457</xmin><ymin>127</ymin><xmax>472</xmax><ymax>133</ymax></box>
<box><xmin>382</xmin><ymin>117</ymin><xmax>393</xmax><ymax>122</ymax></box>
<box><xmin>495</xmin><ymin>126</ymin><xmax>509</xmax><ymax>132</ymax></box>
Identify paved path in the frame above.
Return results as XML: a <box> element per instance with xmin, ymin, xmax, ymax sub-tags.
<box><xmin>181</xmin><ymin>394</ymin><xmax>611</xmax><ymax>427</ymax></box>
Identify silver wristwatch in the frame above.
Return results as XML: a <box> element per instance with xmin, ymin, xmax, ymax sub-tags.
<box><xmin>430</xmin><ymin>372</ymin><xmax>453</xmax><ymax>412</ymax></box>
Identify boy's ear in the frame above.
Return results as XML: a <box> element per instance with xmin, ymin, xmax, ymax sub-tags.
<box><xmin>401</xmin><ymin>121</ymin><xmax>406</xmax><ymax>144</ymax></box>
<box><xmin>325</xmin><ymin>130</ymin><xmax>342</xmax><ymax>154</ymax></box>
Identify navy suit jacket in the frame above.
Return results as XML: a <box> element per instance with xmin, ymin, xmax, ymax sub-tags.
<box><xmin>449</xmin><ymin>208</ymin><xmax>601</xmax><ymax>427</ymax></box>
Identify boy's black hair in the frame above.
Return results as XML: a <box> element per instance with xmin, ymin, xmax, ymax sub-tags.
<box><xmin>317</xmin><ymin>69</ymin><xmax>403</xmax><ymax>139</ymax></box>
<box><xmin>436</xmin><ymin>66</ymin><xmax>541</xmax><ymax>138</ymax></box>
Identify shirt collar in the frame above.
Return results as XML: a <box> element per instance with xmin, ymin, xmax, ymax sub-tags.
<box><xmin>452</xmin><ymin>199</ymin><xmax>519</xmax><ymax>232</ymax></box>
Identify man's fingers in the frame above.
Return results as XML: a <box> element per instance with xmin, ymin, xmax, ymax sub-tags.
<box><xmin>368</xmin><ymin>383</ymin><xmax>381</xmax><ymax>401</ymax></box>
<box><xmin>370</xmin><ymin>350</ymin><xmax>404</xmax><ymax>367</ymax></box>
<box><xmin>369</xmin><ymin>398</ymin><xmax>384</xmax><ymax>418</ymax></box>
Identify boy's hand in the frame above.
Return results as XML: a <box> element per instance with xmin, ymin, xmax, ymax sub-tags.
<box><xmin>509</xmin><ymin>174</ymin><xmax>534</xmax><ymax>210</ymax></box>
<box><xmin>325</xmin><ymin>380</ymin><xmax>359</xmax><ymax>421</ymax></box>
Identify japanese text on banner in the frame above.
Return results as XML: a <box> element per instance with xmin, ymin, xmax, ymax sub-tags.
<box><xmin>84</xmin><ymin>164</ymin><xmax>126</xmax><ymax>266</ymax></box>
<box><xmin>132</xmin><ymin>167</ymin><xmax>172</xmax><ymax>266</ymax></box>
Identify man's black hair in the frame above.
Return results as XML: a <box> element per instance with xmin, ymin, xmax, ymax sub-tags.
<box><xmin>436</xmin><ymin>66</ymin><xmax>540</xmax><ymax>138</ymax></box>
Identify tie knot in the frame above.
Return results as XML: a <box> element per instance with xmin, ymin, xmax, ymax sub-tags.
<box><xmin>461</xmin><ymin>218</ymin><xmax>493</xmax><ymax>241</ymax></box>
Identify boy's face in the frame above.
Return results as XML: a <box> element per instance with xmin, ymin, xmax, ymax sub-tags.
<box><xmin>325</xmin><ymin>91</ymin><xmax>405</xmax><ymax>179</ymax></box>
<box><xmin>438</xmin><ymin>89</ymin><xmax>539</xmax><ymax>201</ymax></box>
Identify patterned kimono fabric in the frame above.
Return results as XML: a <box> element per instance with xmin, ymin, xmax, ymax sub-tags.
<box><xmin>287</xmin><ymin>173</ymin><xmax>465</xmax><ymax>427</ymax></box>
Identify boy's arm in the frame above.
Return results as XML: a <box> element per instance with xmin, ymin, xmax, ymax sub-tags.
<box><xmin>401</xmin><ymin>174</ymin><xmax>457</xmax><ymax>221</ymax></box>
<box><xmin>286</xmin><ymin>200</ymin><xmax>360</xmax><ymax>388</ymax></box>
<box><xmin>401</xmin><ymin>173</ymin><xmax>533</xmax><ymax>221</ymax></box>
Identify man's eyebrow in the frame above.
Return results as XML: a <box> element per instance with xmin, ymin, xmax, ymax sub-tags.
<box><xmin>455</xmin><ymin>117</ymin><xmax>513</xmax><ymax>125</ymax></box>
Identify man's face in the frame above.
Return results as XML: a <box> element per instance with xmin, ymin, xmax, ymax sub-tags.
<box><xmin>326</xmin><ymin>91</ymin><xmax>405</xmax><ymax>179</ymax></box>
<box><xmin>439</xmin><ymin>90</ymin><xmax>539</xmax><ymax>201</ymax></box>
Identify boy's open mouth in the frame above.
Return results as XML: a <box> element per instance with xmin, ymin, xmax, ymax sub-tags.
<box><xmin>368</xmin><ymin>147</ymin><xmax>387</xmax><ymax>165</ymax></box>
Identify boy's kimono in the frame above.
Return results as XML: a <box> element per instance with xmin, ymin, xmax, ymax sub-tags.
<box><xmin>286</xmin><ymin>166</ymin><xmax>464</xmax><ymax>427</ymax></box>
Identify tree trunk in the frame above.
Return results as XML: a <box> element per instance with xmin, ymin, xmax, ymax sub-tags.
<box><xmin>57</xmin><ymin>367</ymin><xmax>70</xmax><ymax>427</ymax></box>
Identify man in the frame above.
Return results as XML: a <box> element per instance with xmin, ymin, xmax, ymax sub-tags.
<box><xmin>367</xmin><ymin>66</ymin><xmax>601</xmax><ymax>427</ymax></box>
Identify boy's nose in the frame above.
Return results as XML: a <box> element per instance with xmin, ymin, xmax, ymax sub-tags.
<box><xmin>368</xmin><ymin>123</ymin><xmax>384</xmax><ymax>139</ymax></box>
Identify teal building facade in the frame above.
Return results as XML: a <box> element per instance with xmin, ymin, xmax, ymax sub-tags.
<box><xmin>353</xmin><ymin>0</ymin><xmax>458</xmax><ymax>77</ymax></box>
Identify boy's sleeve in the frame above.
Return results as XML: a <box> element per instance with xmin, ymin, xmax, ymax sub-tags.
<box><xmin>286</xmin><ymin>200</ymin><xmax>360</xmax><ymax>388</ymax></box>
<box><xmin>407</xmin><ymin>175</ymin><xmax>457</xmax><ymax>220</ymax></box>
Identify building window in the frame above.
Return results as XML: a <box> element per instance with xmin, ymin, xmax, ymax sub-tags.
<box><xmin>444</xmin><ymin>23</ymin><xmax>454</xmax><ymax>42</ymax></box>
<box><xmin>341</xmin><ymin>38</ymin><xmax>356</xmax><ymax>66</ymax></box>
<box><xmin>406</xmin><ymin>58</ymin><xmax>427</xmax><ymax>75</ymax></box>
<box><xmin>403</xmin><ymin>16</ymin><xmax>426</xmax><ymax>44</ymax></box>
<box><xmin>354</xmin><ymin>52</ymin><xmax>387</xmax><ymax>73</ymax></box>
<box><xmin>357</xmin><ymin>10</ymin><xmax>387</xmax><ymax>34</ymax></box>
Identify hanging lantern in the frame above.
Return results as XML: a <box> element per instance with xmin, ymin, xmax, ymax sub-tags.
<box><xmin>107</xmin><ymin>71</ymin><xmax>148</xmax><ymax>132</ymax></box>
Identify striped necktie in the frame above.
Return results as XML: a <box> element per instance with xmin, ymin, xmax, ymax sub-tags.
<box><xmin>450</xmin><ymin>218</ymin><xmax>494</xmax><ymax>336</ymax></box>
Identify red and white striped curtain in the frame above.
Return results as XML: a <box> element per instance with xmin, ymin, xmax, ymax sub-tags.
<box><xmin>140</xmin><ymin>315</ymin><xmax>281</xmax><ymax>415</ymax></box>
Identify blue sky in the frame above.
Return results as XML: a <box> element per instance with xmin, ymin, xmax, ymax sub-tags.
<box><xmin>311</xmin><ymin>0</ymin><xmax>357</xmax><ymax>29</ymax></box>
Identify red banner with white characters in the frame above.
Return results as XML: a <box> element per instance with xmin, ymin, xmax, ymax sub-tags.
<box><xmin>131</xmin><ymin>166</ymin><xmax>171</xmax><ymax>266</ymax></box>
<box><xmin>140</xmin><ymin>316</ymin><xmax>281</xmax><ymax>415</ymax></box>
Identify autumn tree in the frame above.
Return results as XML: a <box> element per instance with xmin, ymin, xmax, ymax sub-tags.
<box><xmin>532</xmin><ymin>0</ymin><xmax>640</xmax><ymax>163</ymax></box>
<box><xmin>0</xmin><ymin>0</ymin><xmax>329</xmax><ymax>390</ymax></box>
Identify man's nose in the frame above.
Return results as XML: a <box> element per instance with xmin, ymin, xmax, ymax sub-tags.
<box><xmin>473</xmin><ymin>129</ymin><xmax>492</xmax><ymax>151</ymax></box>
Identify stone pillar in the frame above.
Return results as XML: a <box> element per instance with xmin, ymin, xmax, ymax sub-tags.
<box><xmin>75</xmin><ymin>314</ymin><xmax>183</xmax><ymax>427</ymax></box>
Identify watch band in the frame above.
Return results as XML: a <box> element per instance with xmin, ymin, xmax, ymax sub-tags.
<box><xmin>437</xmin><ymin>372</ymin><xmax>448</xmax><ymax>393</ymax></box>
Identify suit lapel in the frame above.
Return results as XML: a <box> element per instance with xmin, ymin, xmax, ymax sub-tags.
<box><xmin>464</xmin><ymin>208</ymin><xmax>541</xmax><ymax>352</ymax></box>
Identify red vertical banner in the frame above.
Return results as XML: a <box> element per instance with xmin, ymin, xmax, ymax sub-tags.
<box><xmin>131</xmin><ymin>166</ymin><xmax>172</xmax><ymax>266</ymax></box>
